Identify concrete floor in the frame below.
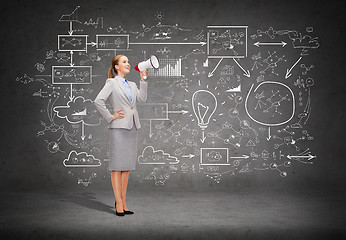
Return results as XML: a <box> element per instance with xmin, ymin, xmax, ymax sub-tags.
<box><xmin>0</xmin><ymin>188</ymin><xmax>345</xmax><ymax>240</ymax></box>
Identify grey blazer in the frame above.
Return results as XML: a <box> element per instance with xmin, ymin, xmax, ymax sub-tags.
<box><xmin>94</xmin><ymin>76</ymin><xmax>148</xmax><ymax>129</ymax></box>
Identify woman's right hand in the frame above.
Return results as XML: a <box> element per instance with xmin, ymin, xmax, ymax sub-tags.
<box><xmin>112</xmin><ymin>109</ymin><xmax>124</xmax><ymax>121</ymax></box>
<box><xmin>140</xmin><ymin>70</ymin><xmax>148</xmax><ymax>81</ymax></box>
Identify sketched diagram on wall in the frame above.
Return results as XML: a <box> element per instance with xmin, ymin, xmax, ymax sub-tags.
<box><xmin>138</xmin><ymin>146</ymin><xmax>180</xmax><ymax>165</ymax></box>
<box><xmin>245</xmin><ymin>81</ymin><xmax>295</xmax><ymax>126</ymax></box>
<box><xmin>52</xmin><ymin>66</ymin><xmax>92</xmax><ymax>84</ymax></box>
<box><xmin>15</xmin><ymin>5</ymin><xmax>320</xmax><ymax>186</ymax></box>
<box><xmin>200</xmin><ymin>148</ymin><xmax>230</xmax><ymax>166</ymax></box>
<box><xmin>63</xmin><ymin>150</ymin><xmax>101</xmax><ymax>167</ymax></box>
<box><xmin>53</xmin><ymin>96</ymin><xmax>101</xmax><ymax>126</ymax></box>
<box><xmin>192</xmin><ymin>90</ymin><xmax>218</xmax><ymax>130</ymax></box>
<box><xmin>207</xmin><ymin>26</ymin><xmax>248</xmax><ymax>58</ymax></box>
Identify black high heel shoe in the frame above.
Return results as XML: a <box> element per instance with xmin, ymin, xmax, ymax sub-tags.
<box><xmin>123</xmin><ymin>209</ymin><xmax>134</xmax><ymax>215</ymax></box>
<box><xmin>116</xmin><ymin>200</ymin><xmax>134</xmax><ymax>215</ymax></box>
<box><xmin>115</xmin><ymin>210</ymin><xmax>125</xmax><ymax>216</ymax></box>
<box><xmin>114</xmin><ymin>201</ymin><xmax>125</xmax><ymax>216</ymax></box>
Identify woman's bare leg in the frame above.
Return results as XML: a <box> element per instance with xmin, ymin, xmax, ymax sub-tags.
<box><xmin>111</xmin><ymin>171</ymin><xmax>124</xmax><ymax>213</ymax></box>
<box><xmin>121</xmin><ymin>171</ymin><xmax>130</xmax><ymax>211</ymax></box>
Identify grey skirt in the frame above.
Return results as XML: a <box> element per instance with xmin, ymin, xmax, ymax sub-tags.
<box><xmin>108</xmin><ymin>126</ymin><xmax>138</xmax><ymax>171</ymax></box>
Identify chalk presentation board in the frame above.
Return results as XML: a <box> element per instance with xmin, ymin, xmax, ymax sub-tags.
<box><xmin>12</xmin><ymin>2</ymin><xmax>326</xmax><ymax>188</ymax></box>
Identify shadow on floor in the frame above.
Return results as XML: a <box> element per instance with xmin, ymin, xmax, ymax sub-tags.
<box><xmin>56</xmin><ymin>191</ymin><xmax>115</xmax><ymax>215</ymax></box>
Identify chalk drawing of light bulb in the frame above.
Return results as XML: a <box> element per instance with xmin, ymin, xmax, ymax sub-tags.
<box><xmin>192</xmin><ymin>90</ymin><xmax>217</xmax><ymax>130</ymax></box>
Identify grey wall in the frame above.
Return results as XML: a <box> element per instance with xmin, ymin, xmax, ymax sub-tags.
<box><xmin>1</xmin><ymin>0</ymin><xmax>345</xmax><ymax>193</ymax></box>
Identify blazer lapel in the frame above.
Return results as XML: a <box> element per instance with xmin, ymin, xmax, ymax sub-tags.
<box><xmin>115</xmin><ymin>76</ymin><xmax>132</xmax><ymax>104</ymax></box>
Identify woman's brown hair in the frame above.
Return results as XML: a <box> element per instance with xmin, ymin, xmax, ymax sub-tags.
<box><xmin>108</xmin><ymin>55</ymin><xmax>125</xmax><ymax>78</ymax></box>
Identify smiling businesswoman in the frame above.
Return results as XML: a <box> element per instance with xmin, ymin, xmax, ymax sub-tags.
<box><xmin>94</xmin><ymin>55</ymin><xmax>148</xmax><ymax>216</ymax></box>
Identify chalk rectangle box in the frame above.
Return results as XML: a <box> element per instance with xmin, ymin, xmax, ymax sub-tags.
<box><xmin>207</xmin><ymin>26</ymin><xmax>248</xmax><ymax>59</ymax></box>
<box><xmin>52</xmin><ymin>66</ymin><xmax>92</xmax><ymax>84</ymax></box>
<box><xmin>137</xmin><ymin>103</ymin><xmax>169</xmax><ymax>120</ymax></box>
<box><xmin>96</xmin><ymin>34</ymin><xmax>129</xmax><ymax>50</ymax></box>
<box><xmin>58</xmin><ymin>35</ymin><xmax>88</xmax><ymax>52</ymax></box>
<box><xmin>200</xmin><ymin>148</ymin><xmax>230</xmax><ymax>166</ymax></box>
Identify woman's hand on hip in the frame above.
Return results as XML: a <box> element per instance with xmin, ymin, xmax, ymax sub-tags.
<box><xmin>140</xmin><ymin>70</ymin><xmax>148</xmax><ymax>81</ymax></box>
<box><xmin>112</xmin><ymin>109</ymin><xmax>124</xmax><ymax>121</ymax></box>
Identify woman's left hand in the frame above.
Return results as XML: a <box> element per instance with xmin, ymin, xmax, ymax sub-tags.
<box><xmin>140</xmin><ymin>70</ymin><xmax>148</xmax><ymax>81</ymax></box>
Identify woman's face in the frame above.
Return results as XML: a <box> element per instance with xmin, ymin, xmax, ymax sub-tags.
<box><xmin>115</xmin><ymin>56</ymin><xmax>130</xmax><ymax>76</ymax></box>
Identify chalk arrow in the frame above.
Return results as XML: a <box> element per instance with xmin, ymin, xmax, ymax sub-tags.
<box><xmin>167</xmin><ymin>110</ymin><xmax>188</xmax><ymax>114</ymax></box>
<box><xmin>129</xmin><ymin>42</ymin><xmax>206</xmax><ymax>46</ymax></box>
<box><xmin>285</xmin><ymin>56</ymin><xmax>302</xmax><ymax>79</ymax></box>
<box><xmin>208</xmin><ymin>58</ymin><xmax>223</xmax><ymax>77</ymax></box>
<box><xmin>200</xmin><ymin>131</ymin><xmax>206</xmax><ymax>143</ymax></box>
<box><xmin>230</xmin><ymin>155</ymin><xmax>249</xmax><ymax>159</ymax></box>
<box><xmin>69</xmin><ymin>84</ymin><xmax>74</xmax><ymax>101</ymax></box>
<box><xmin>87</xmin><ymin>41</ymin><xmax>97</xmax><ymax>47</ymax></box>
<box><xmin>266</xmin><ymin>127</ymin><xmax>271</xmax><ymax>141</ymax></box>
<box><xmin>68</xmin><ymin>22</ymin><xmax>74</xmax><ymax>35</ymax></box>
<box><xmin>254</xmin><ymin>41</ymin><xmax>287</xmax><ymax>47</ymax></box>
<box><xmin>81</xmin><ymin>122</ymin><xmax>86</xmax><ymax>141</ymax></box>
<box><xmin>287</xmin><ymin>154</ymin><xmax>316</xmax><ymax>161</ymax></box>
<box><xmin>233</xmin><ymin>58</ymin><xmax>250</xmax><ymax>77</ymax></box>
<box><xmin>182</xmin><ymin>154</ymin><xmax>195</xmax><ymax>159</ymax></box>
<box><xmin>69</xmin><ymin>51</ymin><xmax>74</xmax><ymax>66</ymax></box>
<box><xmin>149</xmin><ymin>120</ymin><xmax>153</xmax><ymax>138</ymax></box>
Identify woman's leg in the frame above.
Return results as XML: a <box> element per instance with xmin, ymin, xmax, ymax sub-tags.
<box><xmin>121</xmin><ymin>170</ymin><xmax>130</xmax><ymax>211</ymax></box>
<box><xmin>111</xmin><ymin>171</ymin><xmax>124</xmax><ymax>213</ymax></box>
